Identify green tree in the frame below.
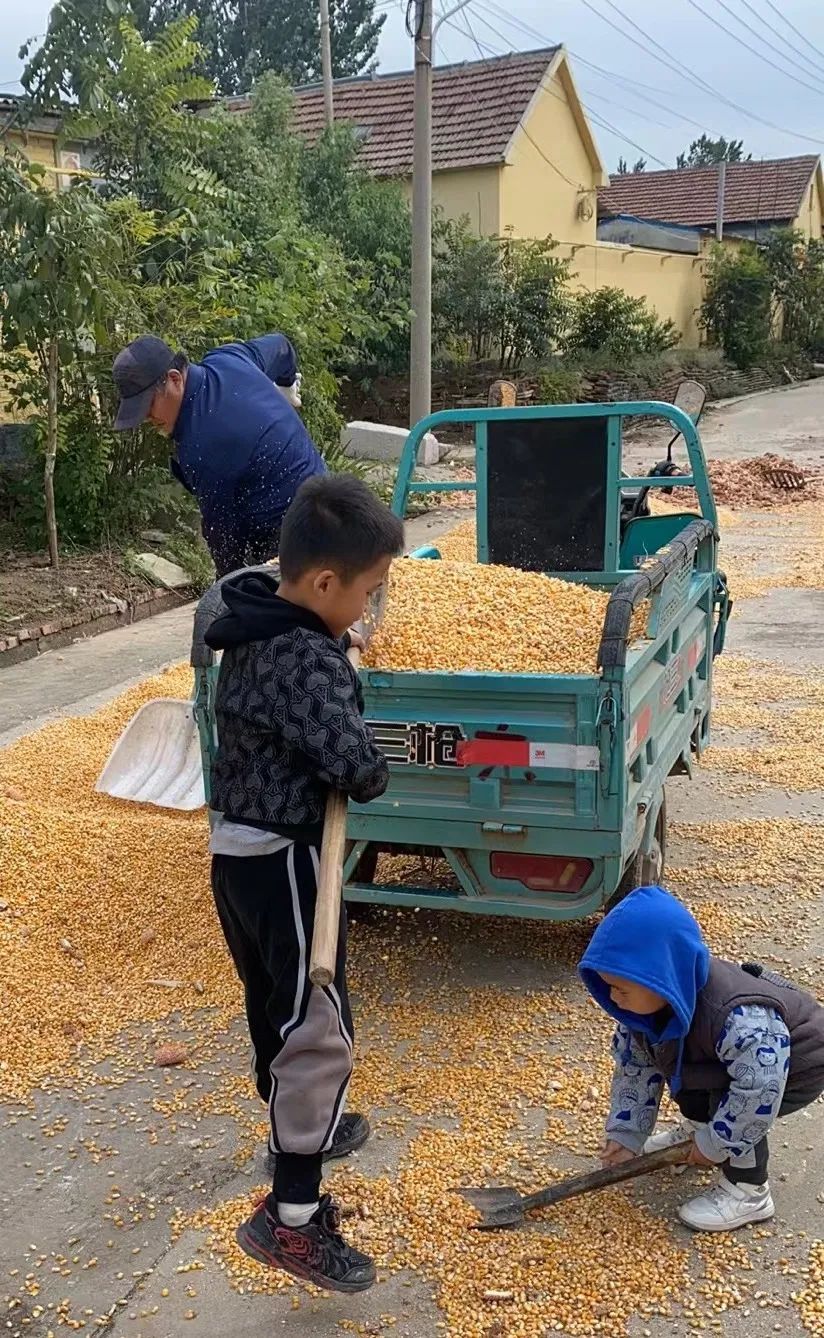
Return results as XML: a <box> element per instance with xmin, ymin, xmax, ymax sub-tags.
<box><xmin>700</xmin><ymin>243</ymin><xmax>771</xmax><ymax>368</ymax></box>
<box><xmin>762</xmin><ymin>227</ymin><xmax>824</xmax><ymax>353</ymax></box>
<box><xmin>148</xmin><ymin>0</ymin><xmax>386</xmax><ymax>93</ymax></box>
<box><xmin>498</xmin><ymin>232</ymin><xmax>570</xmax><ymax>369</ymax></box>
<box><xmin>19</xmin><ymin>0</ymin><xmax>129</xmax><ymax>110</ymax></box>
<box><xmin>616</xmin><ymin>156</ymin><xmax>647</xmax><ymax>174</ymax></box>
<box><xmin>298</xmin><ymin>124</ymin><xmax>412</xmax><ymax>371</ymax></box>
<box><xmin>10</xmin><ymin>10</ymin><xmax>393</xmax><ymax>555</ymax></box>
<box><xmin>21</xmin><ymin>0</ymin><xmax>386</xmax><ymax>99</ymax></box>
<box><xmin>564</xmin><ymin>287</ymin><xmax>679</xmax><ymax>359</ymax></box>
<box><xmin>433</xmin><ymin>221</ymin><xmax>569</xmax><ymax>369</ymax></box>
<box><xmin>0</xmin><ymin>154</ymin><xmax>123</xmax><ymax>566</ymax></box>
<box><xmin>676</xmin><ymin>135</ymin><xmax>750</xmax><ymax>169</ymax></box>
<box><xmin>432</xmin><ymin>221</ymin><xmax>504</xmax><ymax>364</ymax></box>
<box><xmin>68</xmin><ymin>16</ymin><xmax>219</xmax><ymax>209</ymax></box>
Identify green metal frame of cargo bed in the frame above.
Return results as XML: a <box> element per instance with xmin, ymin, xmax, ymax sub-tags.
<box><xmin>341</xmin><ymin>400</ymin><xmax>723</xmax><ymax>917</ymax></box>
<box><xmin>191</xmin><ymin>401</ymin><xmax>725</xmax><ymax>920</ymax></box>
<box><xmin>391</xmin><ymin>400</ymin><xmax>717</xmax><ymax>566</ymax></box>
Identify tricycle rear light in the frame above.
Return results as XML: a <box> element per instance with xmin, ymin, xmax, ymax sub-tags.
<box><xmin>490</xmin><ymin>852</ymin><xmax>593</xmax><ymax>893</ymax></box>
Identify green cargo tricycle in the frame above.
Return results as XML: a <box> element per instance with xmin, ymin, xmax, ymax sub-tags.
<box><xmin>190</xmin><ymin>401</ymin><xmax>730</xmax><ymax>922</ymax></box>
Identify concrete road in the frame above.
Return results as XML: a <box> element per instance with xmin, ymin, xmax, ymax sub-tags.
<box><xmin>627</xmin><ymin>376</ymin><xmax>824</xmax><ymax>473</ymax></box>
<box><xmin>700</xmin><ymin>378</ymin><xmax>824</xmax><ymax>469</ymax></box>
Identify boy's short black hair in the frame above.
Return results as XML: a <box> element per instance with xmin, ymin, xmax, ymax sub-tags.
<box><xmin>279</xmin><ymin>474</ymin><xmax>404</xmax><ymax>581</ymax></box>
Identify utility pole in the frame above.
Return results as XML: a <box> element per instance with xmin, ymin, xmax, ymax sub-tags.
<box><xmin>409</xmin><ymin>0</ymin><xmax>432</xmax><ymax>427</ymax></box>
<box><xmin>715</xmin><ymin>160</ymin><xmax>726</xmax><ymax>241</ymax></box>
<box><xmin>320</xmin><ymin>0</ymin><xmax>334</xmax><ymax>129</ymax></box>
<box><xmin>408</xmin><ymin>0</ymin><xmax>471</xmax><ymax>426</ymax></box>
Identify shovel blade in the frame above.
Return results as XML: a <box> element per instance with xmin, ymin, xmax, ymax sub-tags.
<box><xmin>96</xmin><ymin>698</ymin><xmax>205</xmax><ymax>811</ymax></box>
<box><xmin>456</xmin><ymin>1185</ymin><xmax>525</xmax><ymax>1230</ymax></box>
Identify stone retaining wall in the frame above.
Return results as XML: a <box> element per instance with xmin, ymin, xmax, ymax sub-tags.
<box><xmin>340</xmin><ymin>357</ymin><xmax>814</xmax><ymax>428</ymax></box>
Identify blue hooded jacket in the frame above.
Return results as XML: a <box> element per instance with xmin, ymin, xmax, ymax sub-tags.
<box><xmin>171</xmin><ymin>334</ymin><xmax>326</xmax><ymax>576</ymax></box>
<box><xmin>579</xmin><ymin>885</ymin><xmax>710</xmax><ymax>1093</ymax></box>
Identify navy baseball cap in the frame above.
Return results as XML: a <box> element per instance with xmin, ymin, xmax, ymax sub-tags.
<box><xmin>112</xmin><ymin>335</ymin><xmax>175</xmax><ymax>430</ymax></box>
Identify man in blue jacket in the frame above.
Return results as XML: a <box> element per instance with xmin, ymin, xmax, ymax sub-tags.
<box><xmin>112</xmin><ymin>333</ymin><xmax>327</xmax><ymax>577</ymax></box>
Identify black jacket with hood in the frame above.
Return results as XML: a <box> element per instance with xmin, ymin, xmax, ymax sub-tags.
<box><xmin>205</xmin><ymin>571</ymin><xmax>389</xmax><ymax>844</ymax></box>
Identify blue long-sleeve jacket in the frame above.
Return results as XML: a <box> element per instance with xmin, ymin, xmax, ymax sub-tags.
<box><xmin>171</xmin><ymin>334</ymin><xmax>326</xmax><ymax>576</ymax></box>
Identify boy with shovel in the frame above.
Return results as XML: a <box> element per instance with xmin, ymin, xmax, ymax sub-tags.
<box><xmin>579</xmin><ymin>885</ymin><xmax>824</xmax><ymax>1232</ymax></box>
<box><xmin>204</xmin><ymin>474</ymin><xmax>403</xmax><ymax>1290</ymax></box>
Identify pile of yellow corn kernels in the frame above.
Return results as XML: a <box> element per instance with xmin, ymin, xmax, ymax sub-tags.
<box><xmin>363</xmin><ymin>556</ymin><xmax>647</xmax><ymax>675</ymax></box>
<box><xmin>0</xmin><ymin>665</ymin><xmax>238</xmax><ymax>1102</ymax></box>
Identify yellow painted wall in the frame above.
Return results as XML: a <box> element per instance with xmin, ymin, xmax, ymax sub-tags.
<box><xmin>6</xmin><ymin>128</ymin><xmax>59</xmax><ymax>176</ymax></box>
<box><xmin>401</xmin><ymin>166</ymin><xmax>501</xmax><ymax>236</ymax></box>
<box><xmin>794</xmin><ymin>176</ymin><xmax>823</xmax><ymax>240</ymax></box>
<box><xmin>560</xmin><ymin>241</ymin><xmax>705</xmax><ymax>345</ymax></box>
<box><xmin>499</xmin><ymin>69</ymin><xmax>599</xmax><ymax>244</ymax></box>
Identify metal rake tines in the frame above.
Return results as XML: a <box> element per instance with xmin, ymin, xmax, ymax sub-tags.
<box><xmin>764</xmin><ymin>467</ymin><xmax>807</xmax><ymax>490</ymax></box>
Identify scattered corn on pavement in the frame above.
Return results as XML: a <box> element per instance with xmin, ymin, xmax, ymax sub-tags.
<box><xmin>1</xmin><ymin>500</ymin><xmax>823</xmax><ymax>1337</ymax></box>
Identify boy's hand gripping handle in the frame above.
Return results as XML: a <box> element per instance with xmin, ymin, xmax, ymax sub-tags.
<box><xmin>309</xmin><ymin>646</ymin><xmax>361</xmax><ymax>988</ymax></box>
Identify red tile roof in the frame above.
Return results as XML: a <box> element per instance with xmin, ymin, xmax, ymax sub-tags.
<box><xmin>598</xmin><ymin>156</ymin><xmax>819</xmax><ymax>228</ymax></box>
<box><xmin>227</xmin><ymin>47</ymin><xmax>560</xmax><ymax>177</ymax></box>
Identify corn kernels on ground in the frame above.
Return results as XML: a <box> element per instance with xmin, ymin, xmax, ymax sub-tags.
<box><xmin>436</xmin><ymin>517</ymin><xmax>477</xmax><ymax>562</ymax></box>
<box><xmin>363</xmin><ymin>557</ymin><xmax>647</xmax><ymax>675</ymax></box>
<box><xmin>1</xmin><ymin>501</ymin><xmax>822</xmax><ymax>1336</ymax></box>
<box><xmin>794</xmin><ymin>1241</ymin><xmax>824</xmax><ymax>1336</ymax></box>
<box><xmin>0</xmin><ymin>664</ymin><xmax>238</xmax><ymax>1101</ymax></box>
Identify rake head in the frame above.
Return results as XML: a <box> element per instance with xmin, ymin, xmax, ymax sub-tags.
<box><xmin>764</xmin><ymin>466</ymin><xmax>807</xmax><ymax>491</ymax></box>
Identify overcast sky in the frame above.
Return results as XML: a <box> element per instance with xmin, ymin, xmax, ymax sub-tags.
<box><xmin>2</xmin><ymin>0</ymin><xmax>824</xmax><ymax>171</ymax></box>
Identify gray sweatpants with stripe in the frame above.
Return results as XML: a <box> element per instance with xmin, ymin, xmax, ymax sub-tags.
<box><xmin>211</xmin><ymin>843</ymin><xmax>353</xmax><ymax>1203</ymax></box>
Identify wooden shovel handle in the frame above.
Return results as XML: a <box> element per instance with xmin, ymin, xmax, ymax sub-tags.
<box><xmin>522</xmin><ymin>1142</ymin><xmax>690</xmax><ymax>1212</ymax></box>
<box><xmin>309</xmin><ymin>646</ymin><xmax>361</xmax><ymax>988</ymax></box>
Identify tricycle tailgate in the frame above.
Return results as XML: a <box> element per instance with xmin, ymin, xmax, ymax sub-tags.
<box><xmin>359</xmin><ymin>667</ymin><xmax>608</xmax><ymax>829</ymax></box>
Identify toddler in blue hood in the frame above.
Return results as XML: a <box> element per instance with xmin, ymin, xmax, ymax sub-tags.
<box><xmin>579</xmin><ymin>886</ymin><xmax>824</xmax><ymax>1233</ymax></box>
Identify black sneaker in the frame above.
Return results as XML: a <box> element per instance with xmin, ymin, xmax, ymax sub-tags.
<box><xmin>264</xmin><ymin>1112</ymin><xmax>370</xmax><ymax>1175</ymax></box>
<box><xmin>236</xmin><ymin>1193</ymin><xmax>376</xmax><ymax>1293</ymax></box>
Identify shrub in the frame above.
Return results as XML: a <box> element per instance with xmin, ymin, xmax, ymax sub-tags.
<box><xmin>536</xmin><ymin>366</ymin><xmax>583</xmax><ymax>403</ymax></box>
<box><xmin>433</xmin><ymin>221</ymin><xmax>569</xmax><ymax>369</ymax></box>
<box><xmin>700</xmin><ymin>243</ymin><xmax>771</xmax><ymax>368</ymax></box>
<box><xmin>762</xmin><ymin>228</ymin><xmax>824</xmax><ymax>355</ymax></box>
<box><xmin>564</xmin><ymin>287</ymin><xmax>680</xmax><ymax>359</ymax></box>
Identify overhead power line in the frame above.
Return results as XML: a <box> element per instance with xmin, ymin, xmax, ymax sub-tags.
<box><xmin>474</xmin><ymin>0</ymin><xmax>726</xmax><ymax>137</ymax></box>
<box><xmin>478</xmin><ymin>0</ymin><xmax>824</xmax><ymax>149</ymax></box>
<box><xmin>685</xmin><ymin>0</ymin><xmax>824</xmax><ymax>96</ymax></box>
<box><xmin>455</xmin><ymin>6</ymin><xmax>668</xmax><ymax>167</ymax></box>
<box><xmin>760</xmin><ymin>0</ymin><xmax>824</xmax><ymax>67</ymax></box>
<box><xmin>731</xmin><ymin>0</ymin><xmax>824</xmax><ymax>80</ymax></box>
<box><xmin>572</xmin><ymin>0</ymin><xmax>824</xmax><ymax>147</ymax></box>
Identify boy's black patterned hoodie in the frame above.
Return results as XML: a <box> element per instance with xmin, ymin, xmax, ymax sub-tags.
<box><xmin>205</xmin><ymin>570</ymin><xmax>388</xmax><ymax>845</ymax></box>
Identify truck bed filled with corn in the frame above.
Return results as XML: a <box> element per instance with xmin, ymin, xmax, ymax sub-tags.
<box><xmin>363</xmin><ymin>550</ymin><xmax>647</xmax><ymax>675</ymax></box>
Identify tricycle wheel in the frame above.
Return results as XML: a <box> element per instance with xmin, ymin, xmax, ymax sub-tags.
<box><xmin>608</xmin><ymin>794</ymin><xmax>667</xmax><ymax>911</ymax></box>
<box><xmin>354</xmin><ymin>845</ymin><xmax>379</xmax><ymax>883</ymax></box>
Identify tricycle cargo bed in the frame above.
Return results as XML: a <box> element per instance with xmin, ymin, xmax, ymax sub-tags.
<box><xmin>350</xmin><ymin>550</ymin><xmax>718</xmax><ymax>918</ymax></box>
<box><xmin>192</xmin><ymin>399</ymin><xmax>730</xmax><ymax>922</ymax></box>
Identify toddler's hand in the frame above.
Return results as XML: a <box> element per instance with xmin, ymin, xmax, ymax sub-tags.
<box><xmin>685</xmin><ymin>1138</ymin><xmax>715</xmax><ymax>1168</ymax></box>
<box><xmin>347</xmin><ymin>628</ymin><xmax>366</xmax><ymax>652</ymax></box>
<box><xmin>600</xmin><ymin>1140</ymin><xmax>638</xmax><ymax>1168</ymax></box>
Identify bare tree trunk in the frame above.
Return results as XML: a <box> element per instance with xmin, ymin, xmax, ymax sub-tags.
<box><xmin>45</xmin><ymin>337</ymin><xmax>59</xmax><ymax>571</ymax></box>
